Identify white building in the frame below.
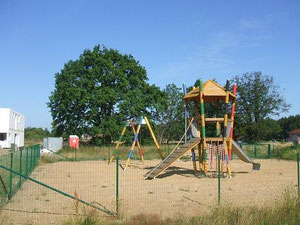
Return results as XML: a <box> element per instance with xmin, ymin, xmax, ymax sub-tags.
<box><xmin>0</xmin><ymin>108</ymin><xmax>25</xmax><ymax>148</ymax></box>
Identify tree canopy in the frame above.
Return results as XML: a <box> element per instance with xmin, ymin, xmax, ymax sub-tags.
<box><xmin>232</xmin><ymin>71</ymin><xmax>290</xmax><ymax>142</ymax></box>
<box><xmin>278</xmin><ymin>115</ymin><xmax>300</xmax><ymax>139</ymax></box>
<box><xmin>48</xmin><ymin>45</ymin><xmax>165</xmax><ymax>143</ymax></box>
<box><xmin>25</xmin><ymin>127</ymin><xmax>51</xmax><ymax>140</ymax></box>
<box><xmin>156</xmin><ymin>83</ymin><xmax>184</xmax><ymax>143</ymax></box>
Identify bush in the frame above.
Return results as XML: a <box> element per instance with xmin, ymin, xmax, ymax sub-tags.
<box><xmin>272</xmin><ymin>145</ymin><xmax>300</xmax><ymax>160</ymax></box>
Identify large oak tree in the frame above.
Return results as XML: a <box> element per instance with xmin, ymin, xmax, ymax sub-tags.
<box><xmin>48</xmin><ymin>45</ymin><xmax>165</xmax><ymax>143</ymax></box>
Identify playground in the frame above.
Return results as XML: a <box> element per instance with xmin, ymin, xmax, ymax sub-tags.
<box><xmin>0</xmin><ymin>79</ymin><xmax>299</xmax><ymax>225</ymax></box>
<box><xmin>0</xmin><ymin>158</ymin><xmax>298</xmax><ymax>224</ymax></box>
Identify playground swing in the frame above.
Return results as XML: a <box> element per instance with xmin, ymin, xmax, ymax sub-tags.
<box><xmin>109</xmin><ymin>116</ymin><xmax>164</xmax><ymax>171</ymax></box>
<box><xmin>109</xmin><ymin>119</ymin><xmax>144</xmax><ymax>165</ymax></box>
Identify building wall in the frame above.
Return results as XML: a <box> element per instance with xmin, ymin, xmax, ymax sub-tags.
<box><xmin>0</xmin><ymin>108</ymin><xmax>10</xmax><ymax>133</ymax></box>
<box><xmin>289</xmin><ymin>134</ymin><xmax>300</xmax><ymax>145</ymax></box>
<box><xmin>0</xmin><ymin>108</ymin><xmax>25</xmax><ymax>148</ymax></box>
<box><xmin>43</xmin><ymin>137</ymin><xmax>63</xmax><ymax>152</ymax></box>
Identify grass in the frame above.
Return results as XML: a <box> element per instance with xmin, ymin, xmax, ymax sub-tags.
<box><xmin>62</xmin><ymin>190</ymin><xmax>300</xmax><ymax>225</ymax></box>
<box><xmin>272</xmin><ymin>144</ymin><xmax>300</xmax><ymax>160</ymax></box>
<box><xmin>24</xmin><ymin>139</ymin><xmax>43</xmax><ymax>147</ymax></box>
<box><xmin>238</xmin><ymin>142</ymin><xmax>300</xmax><ymax>161</ymax></box>
<box><xmin>48</xmin><ymin>144</ymin><xmax>177</xmax><ymax>162</ymax></box>
<box><xmin>40</xmin><ymin>140</ymin><xmax>300</xmax><ymax>164</ymax></box>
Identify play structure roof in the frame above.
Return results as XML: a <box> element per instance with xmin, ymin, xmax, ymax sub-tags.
<box><xmin>183</xmin><ymin>80</ymin><xmax>236</xmax><ymax>103</ymax></box>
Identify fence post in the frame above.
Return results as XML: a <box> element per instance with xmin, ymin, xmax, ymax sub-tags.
<box><xmin>35</xmin><ymin>145</ymin><xmax>37</xmax><ymax>165</ymax></box>
<box><xmin>30</xmin><ymin>147</ymin><xmax>33</xmax><ymax>173</ymax></box>
<box><xmin>108</xmin><ymin>145</ymin><xmax>111</xmax><ymax>161</ymax></box>
<box><xmin>297</xmin><ymin>153</ymin><xmax>300</xmax><ymax>195</ymax></box>
<box><xmin>254</xmin><ymin>145</ymin><xmax>257</xmax><ymax>158</ymax></box>
<box><xmin>25</xmin><ymin>148</ymin><xmax>29</xmax><ymax>176</ymax></box>
<box><xmin>268</xmin><ymin>144</ymin><xmax>271</xmax><ymax>158</ymax></box>
<box><xmin>35</xmin><ymin>145</ymin><xmax>38</xmax><ymax>164</ymax></box>
<box><xmin>116</xmin><ymin>157</ymin><xmax>119</xmax><ymax>217</ymax></box>
<box><xmin>37</xmin><ymin>144</ymin><xmax>40</xmax><ymax>159</ymax></box>
<box><xmin>32</xmin><ymin>146</ymin><xmax>35</xmax><ymax>169</ymax></box>
<box><xmin>9</xmin><ymin>152</ymin><xmax>13</xmax><ymax>198</ymax></box>
<box><xmin>218</xmin><ymin>154</ymin><xmax>221</xmax><ymax>204</ymax></box>
<box><xmin>74</xmin><ymin>148</ymin><xmax>77</xmax><ymax>161</ymax></box>
<box><xmin>19</xmin><ymin>149</ymin><xmax>22</xmax><ymax>188</ymax></box>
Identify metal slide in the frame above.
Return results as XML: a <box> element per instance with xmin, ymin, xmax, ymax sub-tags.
<box><xmin>232</xmin><ymin>141</ymin><xmax>261</xmax><ymax>170</ymax></box>
<box><xmin>144</xmin><ymin>137</ymin><xmax>201</xmax><ymax>179</ymax></box>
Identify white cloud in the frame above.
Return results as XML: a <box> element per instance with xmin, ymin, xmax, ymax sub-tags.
<box><xmin>240</xmin><ymin>20</ymin><xmax>265</xmax><ymax>29</ymax></box>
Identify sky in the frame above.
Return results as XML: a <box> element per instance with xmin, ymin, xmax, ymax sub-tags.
<box><xmin>0</xmin><ymin>0</ymin><xmax>299</xmax><ymax>129</ymax></box>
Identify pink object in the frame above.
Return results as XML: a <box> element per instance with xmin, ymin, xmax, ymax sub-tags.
<box><xmin>69</xmin><ymin>135</ymin><xmax>79</xmax><ymax>149</ymax></box>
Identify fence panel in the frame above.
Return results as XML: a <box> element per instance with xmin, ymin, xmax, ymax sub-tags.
<box><xmin>0</xmin><ymin>143</ymin><xmax>299</xmax><ymax>224</ymax></box>
<box><xmin>0</xmin><ymin>145</ymin><xmax>40</xmax><ymax>206</ymax></box>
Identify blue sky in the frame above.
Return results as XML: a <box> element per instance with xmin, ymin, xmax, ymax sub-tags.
<box><xmin>0</xmin><ymin>0</ymin><xmax>299</xmax><ymax>129</ymax></box>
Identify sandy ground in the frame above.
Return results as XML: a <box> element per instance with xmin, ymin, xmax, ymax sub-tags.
<box><xmin>0</xmin><ymin>158</ymin><xmax>298</xmax><ymax>224</ymax></box>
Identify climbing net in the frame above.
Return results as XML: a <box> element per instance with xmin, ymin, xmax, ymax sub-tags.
<box><xmin>206</xmin><ymin>142</ymin><xmax>227</xmax><ymax>172</ymax></box>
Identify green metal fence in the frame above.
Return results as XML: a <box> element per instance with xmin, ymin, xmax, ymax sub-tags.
<box><xmin>238</xmin><ymin>143</ymin><xmax>272</xmax><ymax>159</ymax></box>
<box><xmin>0</xmin><ymin>144</ymin><xmax>40</xmax><ymax>206</ymax></box>
<box><xmin>297</xmin><ymin>153</ymin><xmax>300</xmax><ymax>195</ymax></box>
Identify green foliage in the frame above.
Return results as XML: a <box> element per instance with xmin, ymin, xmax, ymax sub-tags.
<box><xmin>48</xmin><ymin>45</ymin><xmax>165</xmax><ymax>144</ymax></box>
<box><xmin>236</xmin><ymin>119</ymin><xmax>282</xmax><ymax>142</ymax></box>
<box><xmin>156</xmin><ymin>84</ymin><xmax>184</xmax><ymax>143</ymax></box>
<box><xmin>278</xmin><ymin>114</ymin><xmax>300</xmax><ymax>139</ymax></box>
<box><xmin>232</xmin><ymin>72</ymin><xmax>290</xmax><ymax>142</ymax></box>
<box><xmin>25</xmin><ymin>127</ymin><xmax>51</xmax><ymax>140</ymax></box>
<box><xmin>272</xmin><ymin>144</ymin><xmax>300</xmax><ymax>160</ymax></box>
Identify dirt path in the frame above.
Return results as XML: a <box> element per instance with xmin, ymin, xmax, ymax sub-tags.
<box><xmin>0</xmin><ymin>159</ymin><xmax>298</xmax><ymax>224</ymax></box>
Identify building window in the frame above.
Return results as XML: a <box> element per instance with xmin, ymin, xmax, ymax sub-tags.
<box><xmin>0</xmin><ymin>133</ymin><xmax>7</xmax><ymax>141</ymax></box>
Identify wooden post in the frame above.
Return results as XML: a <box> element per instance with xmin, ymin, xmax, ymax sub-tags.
<box><xmin>109</xmin><ymin>125</ymin><xmax>127</xmax><ymax>164</ymax></box>
<box><xmin>125</xmin><ymin>117</ymin><xmax>143</xmax><ymax>170</ymax></box>
<box><xmin>183</xmin><ymin>83</ymin><xmax>188</xmax><ymax>144</ymax></box>
<box><xmin>228</xmin><ymin>84</ymin><xmax>237</xmax><ymax>160</ymax></box>
<box><xmin>199</xmin><ymin>79</ymin><xmax>208</xmax><ymax>175</ymax></box>
<box><xmin>144</xmin><ymin>116</ymin><xmax>164</xmax><ymax>159</ymax></box>
<box><xmin>194</xmin><ymin>103</ymin><xmax>203</xmax><ymax>172</ymax></box>
<box><xmin>130</xmin><ymin>120</ymin><xmax>145</xmax><ymax>164</ymax></box>
<box><xmin>223</xmin><ymin>80</ymin><xmax>231</xmax><ymax>176</ymax></box>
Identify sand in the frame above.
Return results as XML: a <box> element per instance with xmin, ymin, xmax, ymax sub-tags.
<box><xmin>0</xmin><ymin>158</ymin><xmax>298</xmax><ymax>224</ymax></box>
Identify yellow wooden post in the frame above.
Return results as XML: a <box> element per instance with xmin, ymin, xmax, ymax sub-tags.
<box><xmin>228</xmin><ymin>85</ymin><xmax>237</xmax><ymax>161</ymax></box>
<box><xmin>216</xmin><ymin>122</ymin><xmax>221</xmax><ymax>137</ymax></box>
<box><xmin>130</xmin><ymin>120</ymin><xmax>145</xmax><ymax>164</ymax></box>
<box><xmin>191</xmin><ymin>148</ymin><xmax>197</xmax><ymax>172</ymax></box>
<box><xmin>109</xmin><ymin>125</ymin><xmax>127</xmax><ymax>164</ymax></box>
<box><xmin>199</xmin><ymin>80</ymin><xmax>208</xmax><ymax>175</ymax></box>
<box><xmin>223</xmin><ymin>80</ymin><xmax>231</xmax><ymax>176</ymax></box>
<box><xmin>194</xmin><ymin>104</ymin><xmax>203</xmax><ymax>172</ymax></box>
<box><xmin>124</xmin><ymin>118</ymin><xmax>143</xmax><ymax>170</ymax></box>
<box><xmin>144</xmin><ymin>116</ymin><xmax>164</xmax><ymax>159</ymax></box>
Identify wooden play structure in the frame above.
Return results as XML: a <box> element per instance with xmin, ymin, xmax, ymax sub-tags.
<box><xmin>145</xmin><ymin>79</ymin><xmax>260</xmax><ymax>179</ymax></box>
<box><xmin>109</xmin><ymin>116</ymin><xmax>164</xmax><ymax>170</ymax></box>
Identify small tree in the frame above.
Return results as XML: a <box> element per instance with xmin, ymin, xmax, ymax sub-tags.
<box><xmin>157</xmin><ymin>84</ymin><xmax>184</xmax><ymax>143</ymax></box>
